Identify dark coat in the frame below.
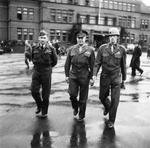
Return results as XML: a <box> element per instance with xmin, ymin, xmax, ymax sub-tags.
<box><xmin>130</xmin><ymin>46</ymin><xmax>142</xmax><ymax>68</ymax></box>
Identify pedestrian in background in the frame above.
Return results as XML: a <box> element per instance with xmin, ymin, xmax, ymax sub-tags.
<box><xmin>64</xmin><ymin>30</ymin><xmax>95</xmax><ymax>121</ymax></box>
<box><xmin>130</xmin><ymin>42</ymin><xmax>143</xmax><ymax>77</ymax></box>
<box><xmin>24</xmin><ymin>40</ymin><xmax>32</xmax><ymax>69</ymax></box>
<box><xmin>93</xmin><ymin>28</ymin><xmax>126</xmax><ymax>128</ymax></box>
<box><xmin>31</xmin><ymin>30</ymin><xmax>57</xmax><ymax>118</ymax></box>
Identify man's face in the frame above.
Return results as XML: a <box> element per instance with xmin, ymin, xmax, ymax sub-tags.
<box><xmin>38</xmin><ymin>35</ymin><xmax>48</xmax><ymax>45</ymax></box>
<box><xmin>109</xmin><ymin>35</ymin><xmax>118</xmax><ymax>44</ymax></box>
<box><xmin>77</xmin><ymin>36</ymin><xmax>86</xmax><ymax>45</ymax></box>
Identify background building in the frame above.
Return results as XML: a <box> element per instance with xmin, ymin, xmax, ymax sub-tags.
<box><xmin>0</xmin><ymin>0</ymin><xmax>150</xmax><ymax>47</ymax></box>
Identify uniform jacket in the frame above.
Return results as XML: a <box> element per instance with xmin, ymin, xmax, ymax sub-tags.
<box><xmin>65</xmin><ymin>44</ymin><xmax>95</xmax><ymax>79</ymax></box>
<box><xmin>130</xmin><ymin>46</ymin><xmax>142</xmax><ymax>68</ymax></box>
<box><xmin>31</xmin><ymin>42</ymin><xmax>57</xmax><ymax>70</ymax></box>
<box><xmin>93</xmin><ymin>43</ymin><xmax>126</xmax><ymax>81</ymax></box>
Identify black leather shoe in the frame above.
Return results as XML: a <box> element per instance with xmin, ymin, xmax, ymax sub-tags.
<box><xmin>35</xmin><ymin>108</ymin><xmax>41</xmax><ymax>114</ymax></box>
<box><xmin>103</xmin><ymin>108</ymin><xmax>109</xmax><ymax>116</ymax></box>
<box><xmin>73</xmin><ymin>109</ymin><xmax>78</xmax><ymax>117</ymax></box>
<box><xmin>140</xmin><ymin>70</ymin><xmax>143</xmax><ymax>76</ymax></box>
<box><xmin>107</xmin><ymin>121</ymin><xmax>114</xmax><ymax>128</ymax></box>
<box><xmin>78</xmin><ymin>117</ymin><xmax>84</xmax><ymax>122</ymax></box>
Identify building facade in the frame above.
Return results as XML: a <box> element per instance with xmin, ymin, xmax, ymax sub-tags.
<box><xmin>0</xmin><ymin>0</ymin><xmax>150</xmax><ymax>46</ymax></box>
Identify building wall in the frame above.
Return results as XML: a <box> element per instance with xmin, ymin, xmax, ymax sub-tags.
<box><xmin>0</xmin><ymin>0</ymin><xmax>150</xmax><ymax>45</ymax></box>
<box><xmin>0</xmin><ymin>1</ymin><xmax>8</xmax><ymax>40</ymax></box>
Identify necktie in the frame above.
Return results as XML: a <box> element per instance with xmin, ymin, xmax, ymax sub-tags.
<box><xmin>79</xmin><ymin>46</ymin><xmax>82</xmax><ymax>53</ymax></box>
<box><xmin>111</xmin><ymin>45</ymin><xmax>114</xmax><ymax>53</ymax></box>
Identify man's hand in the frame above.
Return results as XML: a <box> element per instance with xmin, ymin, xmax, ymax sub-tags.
<box><xmin>90</xmin><ymin>76</ymin><xmax>96</xmax><ymax>86</ymax></box>
<box><xmin>90</xmin><ymin>79</ymin><xmax>94</xmax><ymax>86</ymax></box>
<box><xmin>120</xmin><ymin>81</ymin><xmax>125</xmax><ymax>89</ymax></box>
<box><xmin>65</xmin><ymin>77</ymin><xmax>69</xmax><ymax>83</ymax></box>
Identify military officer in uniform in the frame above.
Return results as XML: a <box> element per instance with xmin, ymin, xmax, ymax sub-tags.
<box><xmin>31</xmin><ymin>30</ymin><xmax>57</xmax><ymax>118</ymax></box>
<box><xmin>93</xmin><ymin>28</ymin><xmax>126</xmax><ymax>128</ymax></box>
<box><xmin>64</xmin><ymin>30</ymin><xmax>95</xmax><ymax>121</ymax></box>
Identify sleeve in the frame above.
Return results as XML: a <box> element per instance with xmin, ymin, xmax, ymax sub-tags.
<box><xmin>64</xmin><ymin>48</ymin><xmax>71</xmax><ymax>77</ymax></box>
<box><xmin>121</xmin><ymin>47</ymin><xmax>127</xmax><ymax>81</ymax></box>
<box><xmin>89</xmin><ymin>49</ymin><xmax>95</xmax><ymax>79</ymax></box>
<box><xmin>51</xmin><ymin>46</ymin><xmax>58</xmax><ymax>67</ymax></box>
<box><xmin>93</xmin><ymin>47</ymin><xmax>102</xmax><ymax>76</ymax></box>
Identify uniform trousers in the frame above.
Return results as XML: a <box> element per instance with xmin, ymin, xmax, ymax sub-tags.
<box><xmin>31</xmin><ymin>68</ymin><xmax>52</xmax><ymax>115</ymax></box>
<box><xmin>100</xmin><ymin>72</ymin><xmax>121</xmax><ymax>123</ymax></box>
<box><xmin>69</xmin><ymin>77</ymin><xmax>89</xmax><ymax>118</ymax></box>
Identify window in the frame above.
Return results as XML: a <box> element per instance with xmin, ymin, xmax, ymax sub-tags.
<box><xmin>78</xmin><ymin>0</ymin><xmax>85</xmax><ymax>5</ymax></box>
<box><xmin>131</xmin><ymin>17</ymin><xmax>136</xmax><ymax>28</ymax></box>
<box><xmin>109</xmin><ymin>1</ymin><xmax>113</xmax><ymax>9</ymax></box>
<box><xmin>80</xmin><ymin>15</ymin><xmax>87</xmax><ymax>24</ymax></box>
<box><xmin>130</xmin><ymin>34</ymin><xmax>135</xmax><ymax>43</ymax></box>
<box><xmin>50</xmin><ymin>29</ymin><xmax>55</xmax><ymax>41</ymax></box>
<box><xmin>68</xmin><ymin>0</ymin><xmax>73</xmax><ymax>4</ymax></box>
<box><xmin>107</xmin><ymin>18</ymin><xmax>113</xmax><ymax>26</ymax></box>
<box><xmin>62</xmin><ymin>31</ymin><xmax>67</xmax><ymax>41</ymax></box>
<box><xmin>118</xmin><ymin>2</ymin><xmax>122</xmax><ymax>10</ymax></box>
<box><xmin>131</xmin><ymin>4</ymin><xmax>135</xmax><ymax>12</ymax></box>
<box><xmin>123</xmin><ymin>3</ymin><xmax>127</xmax><ymax>11</ymax></box>
<box><xmin>89</xmin><ymin>16</ymin><xmax>96</xmax><ymax>24</ymax></box>
<box><xmin>85</xmin><ymin>0</ymin><xmax>89</xmax><ymax>6</ymax></box>
<box><xmin>141</xmin><ymin>19</ymin><xmax>149</xmax><ymax>29</ymax></box>
<box><xmin>56</xmin><ymin>30</ymin><xmax>61</xmax><ymax>40</ymax></box>
<box><xmin>29</xmin><ymin>8</ymin><xmax>34</xmax><ymax>20</ymax></box>
<box><xmin>139</xmin><ymin>34</ymin><xmax>148</xmax><ymax>42</ymax></box>
<box><xmin>114</xmin><ymin>1</ymin><xmax>118</xmax><ymax>9</ymax></box>
<box><xmin>17</xmin><ymin>7</ymin><xmax>34</xmax><ymax>20</ymax></box>
<box><xmin>90</xmin><ymin>0</ymin><xmax>95</xmax><ymax>7</ymax></box>
<box><xmin>62</xmin><ymin>0</ymin><xmax>67</xmax><ymax>3</ymax></box>
<box><xmin>17</xmin><ymin>7</ymin><xmax>22</xmax><ymax>20</ymax></box>
<box><xmin>68</xmin><ymin>10</ymin><xmax>73</xmax><ymax>23</ymax></box>
<box><xmin>50</xmin><ymin>9</ymin><xmax>56</xmax><ymax>22</ymax></box>
<box><xmin>23</xmin><ymin>28</ymin><xmax>28</xmax><ymax>40</ymax></box>
<box><xmin>62</xmin><ymin>10</ymin><xmax>68</xmax><ymax>23</ymax></box>
<box><xmin>56</xmin><ymin>0</ymin><xmax>61</xmax><ymax>3</ymax></box>
<box><xmin>103</xmin><ymin>0</ymin><xmax>108</xmax><ymax>8</ymax></box>
<box><xmin>127</xmin><ymin>4</ymin><xmax>131</xmax><ymax>11</ymax></box>
<box><xmin>17</xmin><ymin>28</ymin><xmax>22</xmax><ymax>40</ymax></box>
<box><xmin>50</xmin><ymin>9</ymin><xmax>73</xmax><ymax>23</ymax></box>
<box><xmin>99</xmin><ymin>17</ymin><xmax>105</xmax><ymax>25</ymax></box>
<box><xmin>29</xmin><ymin>29</ymin><xmax>34</xmax><ymax>40</ymax></box>
<box><xmin>56</xmin><ymin>10</ymin><xmax>62</xmax><ymax>22</ymax></box>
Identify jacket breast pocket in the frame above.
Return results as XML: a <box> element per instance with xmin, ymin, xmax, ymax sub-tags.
<box><xmin>33</xmin><ymin>50</ymin><xmax>40</xmax><ymax>61</ymax></box>
<box><xmin>102</xmin><ymin>54</ymin><xmax>109</xmax><ymax>63</ymax></box>
<box><xmin>115</xmin><ymin>54</ymin><xmax>121</xmax><ymax>65</ymax></box>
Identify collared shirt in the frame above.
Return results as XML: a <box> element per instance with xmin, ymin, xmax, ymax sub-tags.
<box><xmin>93</xmin><ymin>43</ymin><xmax>126</xmax><ymax>80</ymax></box>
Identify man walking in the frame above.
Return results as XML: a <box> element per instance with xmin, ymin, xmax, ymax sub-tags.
<box><xmin>64</xmin><ymin>30</ymin><xmax>95</xmax><ymax>121</ymax></box>
<box><xmin>31</xmin><ymin>30</ymin><xmax>57</xmax><ymax>118</ymax></box>
<box><xmin>93</xmin><ymin>28</ymin><xmax>126</xmax><ymax>128</ymax></box>
<box><xmin>130</xmin><ymin>42</ymin><xmax>143</xmax><ymax>76</ymax></box>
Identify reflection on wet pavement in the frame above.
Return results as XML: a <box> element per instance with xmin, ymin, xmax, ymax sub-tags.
<box><xmin>31</xmin><ymin>118</ymin><xmax>59</xmax><ymax>148</ymax></box>
<box><xmin>99</xmin><ymin>125</ymin><xmax>117</xmax><ymax>148</ymax></box>
<box><xmin>69</xmin><ymin>119</ymin><xmax>87</xmax><ymax>148</ymax></box>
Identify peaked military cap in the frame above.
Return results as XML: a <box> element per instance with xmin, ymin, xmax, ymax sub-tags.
<box><xmin>76</xmin><ymin>30</ymin><xmax>88</xmax><ymax>38</ymax></box>
<box><xmin>39</xmin><ymin>30</ymin><xmax>48</xmax><ymax>36</ymax></box>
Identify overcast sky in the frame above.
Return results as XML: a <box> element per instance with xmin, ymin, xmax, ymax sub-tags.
<box><xmin>141</xmin><ymin>0</ymin><xmax>150</xmax><ymax>6</ymax></box>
